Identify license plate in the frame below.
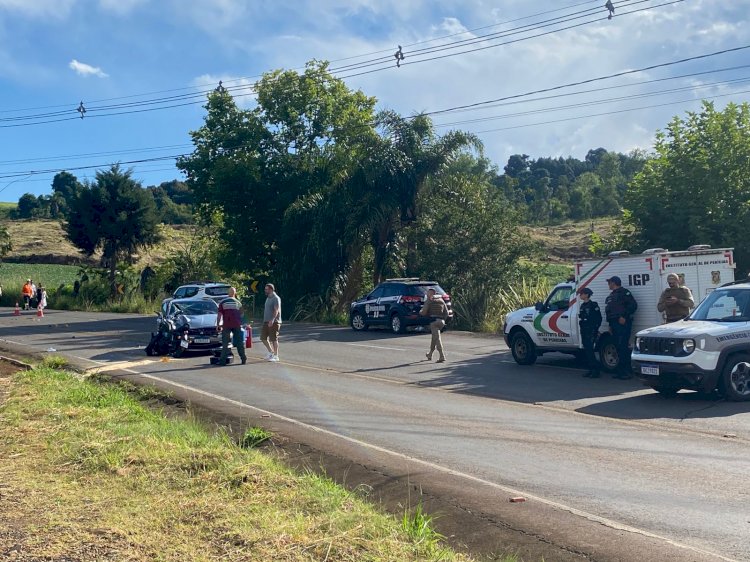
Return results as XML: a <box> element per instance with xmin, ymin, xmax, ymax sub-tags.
<box><xmin>180</xmin><ymin>340</ymin><xmax>189</xmax><ymax>349</ymax></box>
<box><xmin>194</xmin><ymin>338</ymin><xmax>211</xmax><ymax>344</ymax></box>
<box><xmin>640</xmin><ymin>365</ymin><xmax>659</xmax><ymax>376</ymax></box>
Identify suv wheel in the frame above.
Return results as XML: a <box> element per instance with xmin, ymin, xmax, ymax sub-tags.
<box><xmin>390</xmin><ymin>313</ymin><xmax>406</xmax><ymax>334</ymax></box>
<box><xmin>720</xmin><ymin>353</ymin><xmax>750</xmax><ymax>402</ymax></box>
<box><xmin>510</xmin><ymin>331</ymin><xmax>537</xmax><ymax>365</ymax></box>
<box><xmin>350</xmin><ymin>311</ymin><xmax>368</xmax><ymax>331</ymax></box>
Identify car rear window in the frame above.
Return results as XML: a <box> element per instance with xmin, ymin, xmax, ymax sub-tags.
<box><xmin>205</xmin><ymin>286</ymin><xmax>230</xmax><ymax>296</ymax></box>
<box><xmin>408</xmin><ymin>284</ymin><xmax>446</xmax><ymax>296</ymax></box>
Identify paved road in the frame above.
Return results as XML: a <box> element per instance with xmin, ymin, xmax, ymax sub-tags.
<box><xmin>2</xmin><ymin>309</ymin><xmax>749</xmax><ymax>561</ymax></box>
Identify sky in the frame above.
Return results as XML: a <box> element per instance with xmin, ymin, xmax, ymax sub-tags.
<box><xmin>0</xmin><ymin>0</ymin><xmax>748</xmax><ymax>201</ymax></box>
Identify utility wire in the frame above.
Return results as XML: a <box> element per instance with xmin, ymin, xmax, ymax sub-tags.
<box><xmin>0</xmin><ymin>0</ymin><xmax>675</xmax><ymax>127</ymax></box>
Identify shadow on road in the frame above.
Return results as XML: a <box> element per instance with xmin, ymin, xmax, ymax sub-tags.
<box><xmin>577</xmin><ymin>391</ymin><xmax>749</xmax><ymax>420</ymax></box>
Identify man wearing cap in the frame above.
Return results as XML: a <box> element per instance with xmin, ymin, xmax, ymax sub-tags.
<box><xmin>605</xmin><ymin>276</ymin><xmax>638</xmax><ymax>379</ymax></box>
<box><xmin>577</xmin><ymin>287</ymin><xmax>602</xmax><ymax>378</ymax></box>
<box><xmin>657</xmin><ymin>273</ymin><xmax>694</xmax><ymax>323</ymax></box>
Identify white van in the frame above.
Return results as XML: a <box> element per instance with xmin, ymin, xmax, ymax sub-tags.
<box><xmin>503</xmin><ymin>247</ymin><xmax>735</xmax><ymax>369</ymax></box>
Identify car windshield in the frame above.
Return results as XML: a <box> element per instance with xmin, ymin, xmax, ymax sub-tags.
<box><xmin>690</xmin><ymin>288</ymin><xmax>750</xmax><ymax>322</ymax></box>
<box><xmin>174</xmin><ymin>301</ymin><xmax>218</xmax><ymax>315</ymax></box>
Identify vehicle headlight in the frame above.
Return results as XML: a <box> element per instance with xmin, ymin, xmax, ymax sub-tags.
<box><xmin>682</xmin><ymin>339</ymin><xmax>695</xmax><ymax>354</ymax></box>
<box><xmin>634</xmin><ymin>337</ymin><xmax>642</xmax><ymax>352</ymax></box>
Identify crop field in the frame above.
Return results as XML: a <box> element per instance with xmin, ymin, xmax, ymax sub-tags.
<box><xmin>0</xmin><ymin>263</ymin><xmax>79</xmax><ymax>291</ymax></box>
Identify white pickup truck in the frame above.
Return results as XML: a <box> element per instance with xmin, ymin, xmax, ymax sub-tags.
<box><xmin>503</xmin><ymin>246</ymin><xmax>735</xmax><ymax>371</ymax></box>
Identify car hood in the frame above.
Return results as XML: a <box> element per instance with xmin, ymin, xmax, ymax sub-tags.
<box><xmin>176</xmin><ymin>313</ymin><xmax>217</xmax><ymax>329</ymax></box>
<box><xmin>636</xmin><ymin>319</ymin><xmax>749</xmax><ymax>338</ymax></box>
<box><xmin>504</xmin><ymin>306</ymin><xmax>537</xmax><ymax>331</ymax></box>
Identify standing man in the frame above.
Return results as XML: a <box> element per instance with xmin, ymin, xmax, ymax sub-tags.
<box><xmin>420</xmin><ymin>288</ymin><xmax>449</xmax><ymax>363</ymax></box>
<box><xmin>21</xmin><ymin>279</ymin><xmax>33</xmax><ymax>310</ymax></box>
<box><xmin>261</xmin><ymin>283</ymin><xmax>281</xmax><ymax>362</ymax></box>
<box><xmin>216</xmin><ymin>287</ymin><xmax>247</xmax><ymax>366</ymax></box>
<box><xmin>577</xmin><ymin>287</ymin><xmax>602</xmax><ymax>378</ymax></box>
<box><xmin>657</xmin><ymin>273</ymin><xmax>695</xmax><ymax>323</ymax></box>
<box><xmin>604</xmin><ymin>276</ymin><xmax>638</xmax><ymax>379</ymax></box>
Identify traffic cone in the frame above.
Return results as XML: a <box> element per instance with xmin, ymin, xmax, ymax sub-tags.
<box><xmin>13</xmin><ymin>302</ymin><xmax>20</xmax><ymax>316</ymax></box>
<box><xmin>36</xmin><ymin>305</ymin><xmax>44</xmax><ymax>319</ymax></box>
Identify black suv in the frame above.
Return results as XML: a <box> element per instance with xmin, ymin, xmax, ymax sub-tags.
<box><xmin>350</xmin><ymin>278</ymin><xmax>453</xmax><ymax>334</ymax></box>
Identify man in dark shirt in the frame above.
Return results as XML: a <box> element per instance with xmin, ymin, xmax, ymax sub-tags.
<box><xmin>578</xmin><ymin>287</ymin><xmax>602</xmax><ymax>378</ymax></box>
<box><xmin>604</xmin><ymin>276</ymin><xmax>638</xmax><ymax>379</ymax></box>
<box><xmin>216</xmin><ymin>287</ymin><xmax>247</xmax><ymax>366</ymax></box>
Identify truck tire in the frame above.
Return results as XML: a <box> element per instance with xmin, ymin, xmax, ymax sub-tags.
<box><xmin>719</xmin><ymin>353</ymin><xmax>750</xmax><ymax>402</ymax></box>
<box><xmin>390</xmin><ymin>313</ymin><xmax>406</xmax><ymax>334</ymax></box>
<box><xmin>510</xmin><ymin>331</ymin><xmax>537</xmax><ymax>365</ymax></box>
<box><xmin>350</xmin><ymin>311</ymin><xmax>368</xmax><ymax>331</ymax></box>
<box><xmin>598</xmin><ymin>336</ymin><xmax>619</xmax><ymax>372</ymax></box>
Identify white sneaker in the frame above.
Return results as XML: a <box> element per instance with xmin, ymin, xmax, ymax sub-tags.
<box><xmin>265</xmin><ymin>352</ymin><xmax>274</xmax><ymax>360</ymax></box>
<box><xmin>269</xmin><ymin>355</ymin><xmax>280</xmax><ymax>362</ymax></box>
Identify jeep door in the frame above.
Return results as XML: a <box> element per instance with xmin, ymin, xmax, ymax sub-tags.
<box><xmin>537</xmin><ymin>285</ymin><xmax>577</xmax><ymax>347</ymax></box>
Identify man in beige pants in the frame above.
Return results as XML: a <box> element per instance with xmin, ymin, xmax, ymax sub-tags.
<box><xmin>420</xmin><ymin>288</ymin><xmax>449</xmax><ymax>363</ymax></box>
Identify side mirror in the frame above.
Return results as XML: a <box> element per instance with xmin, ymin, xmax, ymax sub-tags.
<box><xmin>534</xmin><ymin>302</ymin><xmax>545</xmax><ymax>312</ymax></box>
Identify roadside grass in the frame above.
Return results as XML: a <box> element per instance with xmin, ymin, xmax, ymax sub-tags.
<box><xmin>0</xmin><ymin>366</ymin><xmax>484</xmax><ymax>562</ymax></box>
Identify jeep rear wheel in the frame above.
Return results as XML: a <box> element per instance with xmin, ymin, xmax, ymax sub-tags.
<box><xmin>510</xmin><ymin>331</ymin><xmax>537</xmax><ymax>365</ymax></box>
<box><xmin>720</xmin><ymin>353</ymin><xmax>750</xmax><ymax>402</ymax></box>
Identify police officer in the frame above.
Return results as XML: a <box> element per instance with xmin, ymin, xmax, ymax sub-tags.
<box><xmin>604</xmin><ymin>276</ymin><xmax>638</xmax><ymax>379</ymax></box>
<box><xmin>577</xmin><ymin>287</ymin><xmax>602</xmax><ymax>378</ymax></box>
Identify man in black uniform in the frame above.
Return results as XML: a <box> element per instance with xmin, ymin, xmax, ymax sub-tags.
<box><xmin>604</xmin><ymin>276</ymin><xmax>638</xmax><ymax>379</ymax></box>
<box><xmin>577</xmin><ymin>287</ymin><xmax>602</xmax><ymax>378</ymax></box>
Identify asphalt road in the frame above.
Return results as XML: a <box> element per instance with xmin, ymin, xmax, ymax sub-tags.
<box><xmin>2</xmin><ymin>309</ymin><xmax>749</xmax><ymax>561</ymax></box>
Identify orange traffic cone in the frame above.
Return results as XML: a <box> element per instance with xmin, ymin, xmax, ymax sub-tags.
<box><xmin>36</xmin><ymin>305</ymin><xmax>44</xmax><ymax>319</ymax></box>
<box><xmin>13</xmin><ymin>302</ymin><xmax>20</xmax><ymax>316</ymax></box>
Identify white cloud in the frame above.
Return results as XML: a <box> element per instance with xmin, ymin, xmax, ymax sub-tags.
<box><xmin>69</xmin><ymin>59</ymin><xmax>109</xmax><ymax>78</ymax></box>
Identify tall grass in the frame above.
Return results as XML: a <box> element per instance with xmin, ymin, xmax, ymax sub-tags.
<box><xmin>452</xmin><ymin>277</ymin><xmax>554</xmax><ymax>333</ymax></box>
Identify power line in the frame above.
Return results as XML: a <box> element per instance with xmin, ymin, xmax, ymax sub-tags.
<box><xmin>0</xmin><ymin>0</ymin><xmax>677</xmax><ymax>127</ymax></box>
<box><xmin>424</xmin><ymin>44</ymin><xmax>750</xmax><ymax>117</ymax></box>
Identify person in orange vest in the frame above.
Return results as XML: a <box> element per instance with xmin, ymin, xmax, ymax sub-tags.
<box><xmin>21</xmin><ymin>279</ymin><xmax>33</xmax><ymax>310</ymax></box>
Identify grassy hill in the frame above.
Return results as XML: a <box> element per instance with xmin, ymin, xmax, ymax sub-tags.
<box><xmin>524</xmin><ymin>217</ymin><xmax>618</xmax><ymax>263</ymax></box>
<box><xmin>1</xmin><ymin>217</ymin><xmax>617</xmax><ymax>267</ymax></box>
<box><xmin>2</xmin><ymin>219</ymin><xmax>191</xmax><ymax>267</ymax></box>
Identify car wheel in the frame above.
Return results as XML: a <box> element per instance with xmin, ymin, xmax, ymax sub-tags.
<box><xmin>172</xmin><ymin>344</ymin><xmax>185</xmax><ymax>358</ymax></box>
<box><xmin>510</xmin><ymin>331</ymin><xmax>537</xmax><ymax>365</ymax></box>
<box><xmin>720</xmin><ymin>353</ymin><xmax>750</xmax><ymax>402</ymax></box>
<box><xmin>598</xmin><ymin>337</ymin><xmax>619</xmax><ymax>372</ymax></box>
<box><xmin>350</xmin><ymin>311</ymin><xmax>368</xmax><ymax>331</ymax></box>
<box><xmin>390</xmin><ymin>313</ymin><xmax>406</xmax><ymax>334</ymax></box>
<box><xmin>652</xmin><ymin>385</ymin><xmax>679</xmax><ymax>398</ymax></box>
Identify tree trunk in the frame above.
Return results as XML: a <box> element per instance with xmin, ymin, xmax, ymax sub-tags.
<box><xmin>372</xmin><ymin>221</ymin><xmax>393</xmax><ymax>286</ymax></box>
<box><xmin>107</xmin><ymin>255</ymin><xmax>117</xmax><ymax>298</ymax></box>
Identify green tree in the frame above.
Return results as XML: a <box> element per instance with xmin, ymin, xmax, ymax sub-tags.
<box><xmin>0</xmin><ymin>224</ymin><xmax>11</xmax><ymax>260</ymax></box>
<box><xmin>66</xmin><ymin>165</ymin><xmax>161</xmax><ymax>295</ymax></box>
<box><xmin>178</xmin><ymin>61</ymin><xmax>376</xmax><ymax>278</ymax></box>
<box><xmin>412</xmin><ymin>155</ymin><xmax>528</xmax><ymax>330</ymax></box>
<box><xmin>626</xmin><ymin>101</ymin><xmax>750</xmax><ymax>270</ymax></box>
<box><xmin>51</xmin><ymin>171</ymin><xmax>83</xmax><ymax>218</ymax></box>
<box><xmin>15</xmin><ymin>193</ymin><xmax>39</xmax><ymax>218</ymax></box>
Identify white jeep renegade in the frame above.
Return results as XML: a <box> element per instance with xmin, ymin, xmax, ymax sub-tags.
<box><xmin>632</xmin><ymin>281</ymin><xmax>750</xmax><ymax>401</ymax></box>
